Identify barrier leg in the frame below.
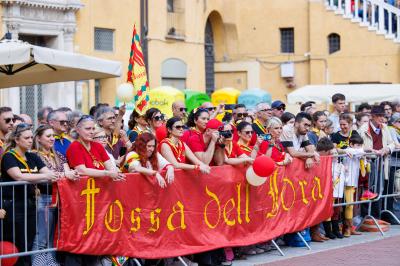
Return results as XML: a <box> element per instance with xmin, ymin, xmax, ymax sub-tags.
<box><xmin>296</xmin><ymin>232</ymin><xmax>311</xmax><ymax>250</ymax></box>
<box><xmin>271</xmin><ymin>239</ymin><xmax>285</xmax><ymax>256</ymax></box>
<box><xmin>178</xmin><ymin>256</ymin><xmax>189</xmax><ymax>266</ymax></box>
<box><xmin>380</xmin><ymin>209</ymin><xmax>400</xmax><ymax>224</ymax></box>
<box><xmin>357</xmin><ymin>214</ymin><xmax>385</xmax><ymax>237</ymax></box>
<box><xmin>133</xmin><ymin>258</ymin><xmax>142</xmax><ymax>266</ymax></box>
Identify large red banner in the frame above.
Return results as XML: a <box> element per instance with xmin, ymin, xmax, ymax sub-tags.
<box><xmin>57</xmin><ymin>157</ymin><xmax>333</xmax><ymax>258</ymax></box>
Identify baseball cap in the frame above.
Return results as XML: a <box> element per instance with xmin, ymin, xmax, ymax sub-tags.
<box><xmin>271</xmin><ymin>100</ymin><xmax>286</xmax><ymax>109</ymax></box>
<box><xmin>206</xmin><ymin>119</ymin><xmax>223</xmax><ymax>130</ymax></box>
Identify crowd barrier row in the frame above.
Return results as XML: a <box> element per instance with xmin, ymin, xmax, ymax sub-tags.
<box><xmin>1</xmin><ymin>152</ymin><xmax>399</xmax><ymax>263</ymax></box>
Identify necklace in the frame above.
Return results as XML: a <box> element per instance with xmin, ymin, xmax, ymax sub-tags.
<box><xmin>78</xmin><ymin>140</ymin><xmax>104</xmax><ymax>169</ymax></box>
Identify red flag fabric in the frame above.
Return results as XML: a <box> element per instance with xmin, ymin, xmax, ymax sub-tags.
<box><xmin>57</xmin><ymin>157</ymin><xmax>333</xmax><ymax>258</ymax></box>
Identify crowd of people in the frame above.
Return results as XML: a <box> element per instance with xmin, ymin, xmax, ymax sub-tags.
<box><xmin>0</xmin><ymin>93</ymin><xmax>400</xmax><ymax>266</ymax></box>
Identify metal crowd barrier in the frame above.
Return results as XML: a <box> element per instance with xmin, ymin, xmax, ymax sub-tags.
<box><xmin>1</xmin><ymin>151</ymin><xmax>400</xmax><ymax>263</ymax></box>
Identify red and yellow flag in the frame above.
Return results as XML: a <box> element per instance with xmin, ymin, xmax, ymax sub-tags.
<box><xmin>127</xmin><ymin>25</ymin><xmax>149</xmax><ymax>115</ymax></box>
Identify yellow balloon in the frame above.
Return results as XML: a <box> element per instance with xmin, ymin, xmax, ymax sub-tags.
<box><xmin>117</xmin><ymin>83</ymin><xmax>134</xmax><ymax>102</ymax></box>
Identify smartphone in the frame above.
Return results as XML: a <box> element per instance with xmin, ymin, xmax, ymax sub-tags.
<box><xmin>261</xmin><ymin>134</ymin><xmax>272</xmax><ymax>141</ymax></box>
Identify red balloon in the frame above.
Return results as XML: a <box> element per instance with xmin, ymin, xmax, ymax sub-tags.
<box><xmin>252</xmin><ymin>155</ymin><xmax>276</xmax><ymax>177</ymax></box>
<box><xmin>0</xmin><ymin>241</ymin><xmax>19</xmax><ymax>266</ymax></box>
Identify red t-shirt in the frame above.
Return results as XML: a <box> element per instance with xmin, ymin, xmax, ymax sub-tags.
<box><xmin>237</xmin><ymin>143</ymin><xmax>253</xmax><ymax>156</ymax></box>
<box><xmin>181</xmin><ymin>128</ymin><xmax>202</xmax><ymax>144</ymax></box>
<box><xmin>160</xmin><ymin>138</ymin><xmax>186</xmax><ymax>163</ymax></box>
<box><xmin>259</xmin><ymin>141</ymin><xmax>286</xmax><ymax>162</ymax></box>
<box><xmin>187</xmin><ymin>133</ymin><xmax>207</xmax><ymax>153</ymax></box>
<box><xmin>225</xmin><ymin>141</ymin><xmax>244</xmax><ymax>158</ymax></box>
<box><xmin>66</xmin><ymin>141</ymin><xmax>110</xmax><ymax>170</ymax></box>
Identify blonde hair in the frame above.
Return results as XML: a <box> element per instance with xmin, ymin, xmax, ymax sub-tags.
<box><xmin>266</xmin><ymin>117</ymin><xmax>283</xmax><ymax>129</ymax></box>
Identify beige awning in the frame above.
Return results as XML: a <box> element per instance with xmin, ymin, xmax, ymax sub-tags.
<box><xmin>0</xmin><ymin>40</ymin><xmax>121</xmax><ymax>88</ymax></box>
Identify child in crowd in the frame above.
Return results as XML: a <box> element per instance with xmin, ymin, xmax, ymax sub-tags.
<box><xmin>317</xmin><ymin>137</ymin><xmax>344</xmax><ymax>239</ymax></box>
<box><xmin>342</xmin><ymin>134</ymin><xmax>365</xmax><ymax>237</ymax></box>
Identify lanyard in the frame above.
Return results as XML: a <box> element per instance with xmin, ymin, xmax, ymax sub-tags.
<box><xmin>8</xmin><ymin>149</ymin><xmax>31</xmax><ymax>173</ymax></box>
<box><xmin>254</xmin><ymin>119</ymin><xmax>267</xmax><ymax>134</ymax></box>
<box><xmin>78</xmin><ymin>141</ymin><xmax>105</xmax><ymax>169</ymax></box>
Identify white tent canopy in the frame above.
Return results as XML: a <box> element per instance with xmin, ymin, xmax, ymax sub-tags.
<box><xmin>0</xmin><ymin>40</ymin><xmax>121</xmax><ymax>88</ymax></box>
<box><xmin>287</xmin><ymin>84</ymin><xmax>400</xmax><ymax>104</ymax></box>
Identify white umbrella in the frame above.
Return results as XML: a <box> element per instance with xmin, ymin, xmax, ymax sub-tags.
<box><xmin>0</xmin><ymin>40</ymin><xmax>121</xmax><ymax>88</ymax></box>
<box><xmin>287</xmin><ymin>84</ymin><xmax>400</xmax><ymax>104</ymax></box>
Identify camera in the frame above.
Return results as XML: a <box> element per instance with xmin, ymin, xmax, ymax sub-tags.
<box><xmin>219</xmin><ymin>130</ymin><xmax>233</xmax><ymax>139</ymax></box>
<box><xmin>261</xmin><ymin>133</ymin><xmax>272</xmax><ymax>141</ymax></box>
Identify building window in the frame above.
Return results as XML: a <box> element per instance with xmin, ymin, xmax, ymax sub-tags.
<box><xmin>161</xmin><ymin>58</ymin><xmax>187</xmax><ymax>90</ymax></box>
<box><xmin>280</xmin><ymin>28</ymin><xmax>294</xmax><ymax>53</ymax></box>
<box><xmin>328</xmin><ymin>33</ymin><xmax>341</xmax><ymax>54</ymax></box>
<box><xmin>94</xmin><ymin>28</ymin><xmax>114</xmax><ymax>51</ymax></box>
<box><xmin>167</xmin><ymin>0</ymin><xmax>174</xmax><ymax>12</ymax></box>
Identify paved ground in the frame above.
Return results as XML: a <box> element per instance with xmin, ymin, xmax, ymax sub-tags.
<box><xmin>233</xmin><ymin>225</ymin><xmax>400</xmax><ymax>266</ymax></box>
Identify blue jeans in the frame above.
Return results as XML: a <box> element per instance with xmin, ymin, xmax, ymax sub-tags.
<box><xmin>31</xmin><ymin>195</ymin><xmax>58</xmax><ymax>265</ymax></box>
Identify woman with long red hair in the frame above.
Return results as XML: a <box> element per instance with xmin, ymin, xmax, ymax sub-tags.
<box><xmin>123</xmin><ymin>132</ymin><xmax>174</xmax><ymax>188</ymax></box>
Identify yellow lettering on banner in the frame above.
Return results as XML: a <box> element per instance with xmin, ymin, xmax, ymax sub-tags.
<box><xmin>148</xmin><ymin>208</ymin><xmax>162</xmax><ymax>233</ymax></box>
<box><xmin>298</xmin><ymin>180</ymin><xmax>309</xmax><ymax>205</ymax></box>
<box><xmin>236</xmin><ymin>183</ymin><xmax>242</xmax><ymax>224</ymax></box>
<box><xmin>245</xmin><ymin>184</ymin><xmax>250</xmax><ymax>223</ymax></box>
<box><xmin>223</xmin><ymin>198</ymin><xmax>236</xmax><ymax>226</ymax></box>
<box><xmin>167</xmin><ymin>201</ymin><xmax>186</xmax><ymax>231</ymax></box>
<box><xmin>104</xmin><ymin>200</ymin><xmax>124</xmax><ymax>233</ymax></box>
<box><xmin>204</xmin><ymin>186</ymin><xmax>221</xmax><ymax>229</ymax></box>
<box><xmin>130</xmin><ymin>208</ymin><xmax>142</xmax><ymax>232</ymax></box>
<box><xmin>266</xmin><ymin>170</ymin><xmax>279</xmax><ymax>218</ymax></box>
<box><xmin>281</xmin><ymin>178</ymin><xmax>295</xmax><ymax>211</ymax></box>
<box><xmin>312</xmin><ymin>176</ymin><xmax>323</xmax><ymax>201</ymax></box>
<box><xmin>81</xmin><ymin>178</ymin><xmax>100</xmax><ymax>235</ymax></box>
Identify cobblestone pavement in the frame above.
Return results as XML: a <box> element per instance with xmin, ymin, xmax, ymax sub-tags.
<box><xmin>233</xmin><ymin>225</ymin><xmax>400</xmax><ymax>266</ymax></box>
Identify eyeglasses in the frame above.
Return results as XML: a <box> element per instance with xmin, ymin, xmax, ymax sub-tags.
<box><xmin>242</xmin><ymin>130</ymin><xmax>253</xmax><ymax>135</ymax></box>
<box><xmin>76</xmin><ymin>115</ymin><xmax>94</xmax><ymax>126</ymax></box>
<box><xmin>57</xmin><ymin>120</ymin><xmax>69</xmax><ymax>125</ymax></box>
<box><xmin>93</xmin><ymin>135</ymin><xmax>108</xmax><ymax>140</ymax></box>
<box><xmin>174</xmin><ymin>125</ymin><xmax>185</xmax><ymax>130</ymax></box>
<box><xmin>275</xmin><ymin>106</ymin><xmax>286</xmax><ymax>111</ymax></box>
<box><xmin>206</xmin><ymin>107</ymin><xmax>217</xmax><ymax>112</ymax></box>
<box><xmin>260</xmin><ymin>109</ymin><xmax>272</xmax><ymax>112</ymax></box>
<box><xmin>179</xmin><ymin>108</ymin><xmax>187</xmax><ymax>112</ymax></box>
<box><xmin>153</xmin><ymin>115</ymin><xmax>165</xmax><ymax>121</ymax></box>
<box><xmin>236</xmin><ymin>113</ymin><xmax>248</xmax><ymax>118</ymax></box>
<box><xmin>4</xmin><ymin>117</ymin><xmax>15</xmax><ymax>124</ymax></box>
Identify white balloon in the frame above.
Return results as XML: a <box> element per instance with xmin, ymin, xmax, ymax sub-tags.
<box><xmin>246</xmin><ymin>166</ymin><xmax>267</xmax><ymax>186</ymax></box>
<box><xmin>117</xmin><ymin>83</ymin><xmax>134</xmax><ymax>102</ymax></box>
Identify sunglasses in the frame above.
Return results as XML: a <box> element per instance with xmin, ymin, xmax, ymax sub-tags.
<box><xmin>236</xmin><ymin>113</ymin><xmax>248</xmax><ymax>118</ymax></box>
<box><xmin>93</xmin><ymin>135</ymin><xmax>108</xmax><ymax>140</ymax></box>
<box><xmin>77</xmin><ymin>115</ymin><xmax>94</xmax><ymax>126</ymax></box>
<box><xmin>15</xmin><ymin>123</ymin><xmax>32</xmax><ymax>134</ymax></box>
<box><xmin>242</xmin><ymin>130</ymin><xmax>253</xmax><ymax>135</ymax></box>
<box><xmin>179</xmin><ymin>108</ymin><xmax>187</xmax><ymax>112</ymax></box>
<box><xmin>260</xmin><ymin>109</ymin><xmax>272</xmax><ymax>112</ymax></box>
<box><xmin>153</xmin><ymin>115</ymin><xmax>165</xmax><ymax>121</ymax></box>
<box><xmin>275</xmin><ymin>106</ymin><xmax>286</xmax><ymax>111</ymax></box>
<box><xmin>206</xmin><ymin>107</ymin><xmax>217</xmax><ymax>112</ymax></box>
<box><xmin>58</xmin><ymin>120</ymin><xmax>69</xmax><ymax>125</ymax></box>
<box><xmin>174</xmin><ymin>125</ymin><xmax>185</xmax><ymax>130</ymax></box>
<box><xmin>4</xmin><ymin>117</ymin><xmax>15</xmax><ymax>124</ymax></box>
